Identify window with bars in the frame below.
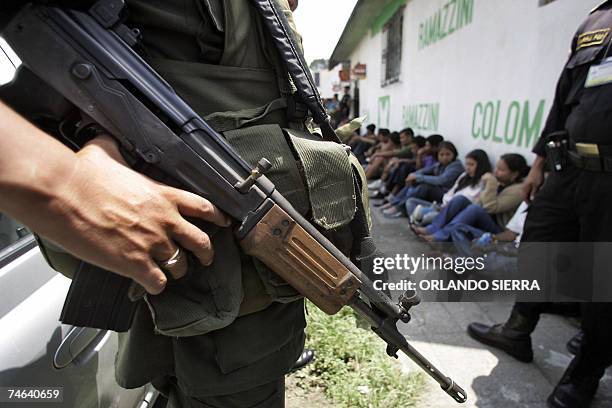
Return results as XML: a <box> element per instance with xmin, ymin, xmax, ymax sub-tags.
<box><xmin>381</xmin><ymin>8</ymin><xmax>403</xmax><ymax>86</ymax></box>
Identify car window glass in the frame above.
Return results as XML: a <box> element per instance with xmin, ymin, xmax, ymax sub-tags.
<box><xmin>0</xmin><ymin>41</ymin><xmax>29</xmax><ymax>251</ymax></box>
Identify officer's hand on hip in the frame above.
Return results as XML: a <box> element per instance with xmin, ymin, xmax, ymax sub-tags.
<box><xmin>522</xmin><ymin>155</ymin><xmax>546</xmax><ymax>203</ymax></box>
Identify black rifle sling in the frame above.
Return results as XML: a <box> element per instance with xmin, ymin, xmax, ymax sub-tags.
<box><xmin>249</xmin><ymin>0</ymin><xmax>340</xmax><ymax>143</ymax></box>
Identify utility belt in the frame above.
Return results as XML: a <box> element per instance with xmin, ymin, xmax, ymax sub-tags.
<box><xmin>544</xmin><ymin>131</ymin><xmax>612</xmax><ymax>173</ymax></box>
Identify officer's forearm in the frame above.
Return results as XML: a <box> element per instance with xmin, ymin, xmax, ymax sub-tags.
<box><xmin>0</xmin><ymin>101</ymin><xmax>78</xmax><ymax>223</ymax></box>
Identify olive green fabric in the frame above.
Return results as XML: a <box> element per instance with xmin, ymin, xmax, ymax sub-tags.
<box><xmin>115</xmin><ymin>299</ymin><xmax>305</xmax><ymax>396</ymax></box>
<box><xmin>160</xmin><ymin>376</ymin><xmax>286</xmax><ymax>408</ymax></box>
<box><xmin>396</xmin><ymin>146</ymin><xmax>413</xmax><ymax>159</ymax></box>
<box><xmin>223</xmin><ymin>124</ymin><xmax>309</xmax><ymax>216</ymax></box>
<box><xmin>349</xmin><ymin>153</ymin><xmax>372</xmax><ymax>231</ymax></box>
<box><xmin>286</xmin><ymin>128</ymin><xmax>356</xmax><ymax>230</ymax></box>
<box><xmin>143</xmin><ymin>228</ymin><xmax>243</xmax><ymax>337</ymax></box>
<box><xmin>114</xmin><ymin>0</ymin><xmax>308</xmax><ymax>395</ymax></box>
<box><xmin>35</xmin><ymin>236</ymin><xmax>81</xmax><ymax>279</ymax></box>
<box><xmin>205</xmin><ymin>98</ymin><xmax>288</xmax><ymax>133</ymax></box>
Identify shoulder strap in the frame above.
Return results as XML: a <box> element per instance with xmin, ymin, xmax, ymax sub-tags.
<box><xmin>250</xmin><ymin>0</ymin><xmax>340</xmax><ymax>143</ymax></box>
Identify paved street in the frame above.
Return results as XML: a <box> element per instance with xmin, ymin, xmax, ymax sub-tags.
<box><xmin>370</xmin><ymin>203</ymin><xmax>612</xmax><ymax>408</ymax></box>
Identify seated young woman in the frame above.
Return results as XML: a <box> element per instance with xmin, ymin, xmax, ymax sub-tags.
<box><xmin>381</xmin><ymin>141</ymin><xmax>464</xmax><ymax>218</ymax></box>
<box><xmin>414</xmin><ymin>153</ymin><xmax>528</xmax><ymax>242</ymax></box>
<box><xmin>406</xmin><ymin>149</ymin><xmax>492</xmax><ymax>225</ymax></box>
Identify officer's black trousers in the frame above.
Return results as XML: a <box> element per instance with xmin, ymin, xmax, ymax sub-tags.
<box><xmin>513</xmin><ymin>166</ymin><xmax>612</xmax><ymax>377</ymax></box>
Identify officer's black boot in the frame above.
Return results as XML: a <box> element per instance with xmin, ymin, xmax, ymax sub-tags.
<box><xmin>547</xmin><ymin>356</ymin><xmax>601</xmax><ymax>408</ymax></box>
<box><xmin>467</xmin><ymin>308</ymin><xmax>537</xmax><ymax>363</ymax></box>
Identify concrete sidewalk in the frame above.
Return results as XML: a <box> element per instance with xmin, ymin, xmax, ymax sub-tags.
<box><xmin>370</xmin><ymin>204</ymin><xmax>612</xmax><ymax>408</ymax></box>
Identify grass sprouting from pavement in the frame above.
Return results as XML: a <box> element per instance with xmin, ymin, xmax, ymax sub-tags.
<box><xmin>290</xmin><ymin>302</ymin><xmax>424</xmax><ymax>408</ymax></box>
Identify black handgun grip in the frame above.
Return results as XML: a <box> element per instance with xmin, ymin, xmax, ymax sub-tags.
<box><xmin>60</xmin><ymin>261</ymin><xmax>137</xmax><ymax>331</ymax></box>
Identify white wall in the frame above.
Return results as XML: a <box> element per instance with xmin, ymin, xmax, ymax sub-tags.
<box><xmin>348</xmin><ymin>0</ymin><xmax>601</xmax><ymax>162</ymax></box>
<box><xmin>316</xmin><ymin>64</ymin><xmax>345</xmax><ymax>99</ymax></box>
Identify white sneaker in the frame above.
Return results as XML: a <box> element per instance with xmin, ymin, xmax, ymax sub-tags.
<box><xmin>368</xmin><ymin>179</ymin><xmax>382</xmax><ymax>190</ymax></box>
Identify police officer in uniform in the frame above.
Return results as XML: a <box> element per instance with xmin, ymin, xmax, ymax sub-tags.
<box><xmin>468</xmin><ymin>2</ymin><xmax>612</xmax><ymax>407</ymax></box>
<box><xmin>0</xmin><ymin>1</ymin><xmax>355</xmax><ymax>407</ymax></box>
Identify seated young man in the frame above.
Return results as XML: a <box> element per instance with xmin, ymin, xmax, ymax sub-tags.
<box><xmin>349</xmin><ymin>123</ymin><xmax>378</xmax><ymax>164</ymax></box>
<box><xmin>368</xmin><ymin>128</ymin><xmax>414</xmax><ymax>193</ymax></box>
<box><xmin>364</xmin><ymin>128</ymin><xmax>397</xmax><ymax>179</ymax></box>
<box><xmin>372</xmin><ymin>135</ymin><xmax>428</xmax><ymax>203</ymax></box>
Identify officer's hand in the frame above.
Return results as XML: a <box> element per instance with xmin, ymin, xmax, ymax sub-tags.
<box><xmin>522</xmin><ymin>156</ymin><xmax>546</xmax><ymax>203</ymax></box>
<box><xmin>46</xmin><ymin>135</ymin><xmax>231</xmax><ymax>294</ymax></box>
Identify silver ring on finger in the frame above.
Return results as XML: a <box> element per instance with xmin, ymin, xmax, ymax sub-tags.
<box><xmin>159</xmin><ymin>247</ymin><xmax>186</xmax><ymax>273</ymax></box>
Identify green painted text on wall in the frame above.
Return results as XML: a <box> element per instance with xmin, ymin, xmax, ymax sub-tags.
<box><xmin>418</xmin><ymin>0</ymin><xmax>474</xmax><ymax>50</ymax></box>
<box><xmin>378</xmin><ymin>96</ymin><xmax>391</xmax><ymax>128</ymax></box>
<box><xmin>471</xmin><ymin>100</ymin><xmax>546</xmax><ymax>148</ymax></box>
<box><xmin>403</xmin><ymin>103</ymin><xmax>440</xmax><ymax>131</ymax></box>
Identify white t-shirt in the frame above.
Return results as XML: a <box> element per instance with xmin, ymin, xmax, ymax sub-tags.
<box><xmin>506</xmin><ymin>201</ymin><xmax>529</xmax><ymax>244</ymax></box>
<box><xmin>442</xmin><ymin>173</ymin><xmax>485</xmax><ymax>206</ymax></box>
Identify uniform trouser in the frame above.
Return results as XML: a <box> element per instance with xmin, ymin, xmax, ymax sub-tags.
<box><xmin>513</xmin><ymin>166</ymin><xmax>612</xmax><ymax>378</ymax></box>
<box><xmin>158</xmin><ymin>376</ymin><xmax>285</xmax><ymax>408</ymax></box>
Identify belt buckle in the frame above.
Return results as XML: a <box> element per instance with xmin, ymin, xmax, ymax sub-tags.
<box><xmin>575</xmin><ymin>143</ymin><xmax>600</xmax><ymax>156</ymax></box>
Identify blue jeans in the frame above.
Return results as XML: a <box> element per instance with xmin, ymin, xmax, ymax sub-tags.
<box><xmin>448</xmin><ymin>224</ymin><xmax>488</xmax><ymax>256</ymax></box>
<box><xmin>405</xmin><ymin>198</ymin><xmax>433</xmax><ymax>218</ymax></box>
<box><xmin>426</xmin><ymin>196</ymin><xmax>502</xmax><ymax>241</ymax></box>
<box><xmin>392</xmin><ymin>184</ymin><xmax>445</xmax><ymax>214</ymax></box>
<box><xmin>389</xmin><ymin>185</ymin><xmax>416</xmax><ymax>206</ymax></box>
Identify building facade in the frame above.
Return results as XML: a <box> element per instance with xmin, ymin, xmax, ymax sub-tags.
<box><xmin>310</xmin><ymin>59</ymin><xmax>348</xmax><ymax>100</ymax></box>
<box><xmin>330</xmin><ymin>0</ymin><xmax>603</xmax><ymax>161</ymax></box>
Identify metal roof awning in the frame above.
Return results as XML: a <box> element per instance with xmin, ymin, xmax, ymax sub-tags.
<box><xmin>328</xmin><ymin>0</ymin><xmax>407</xmax><ymax>69</ymax></box>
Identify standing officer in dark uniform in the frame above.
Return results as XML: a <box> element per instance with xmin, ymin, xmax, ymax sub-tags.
<box><xmin>468</xmin><ymin>2</ymin><xmax>612</xmax><ymax>407</ymax></box>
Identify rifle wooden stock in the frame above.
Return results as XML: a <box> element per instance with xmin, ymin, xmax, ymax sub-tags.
<box><xmin>240</xmin><ymin>204</ymin><xmax>361</xmax><ymax>314</ymax></box>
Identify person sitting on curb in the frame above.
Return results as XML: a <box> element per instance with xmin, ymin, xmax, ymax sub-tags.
<box><xmin>407</xmin><ymin>149</ymin><xmax>492</xmax><ymax>225</ymax></box>
<box><xmin>414</xmin><ymin>154</ymin><xmax>528</xmax><ymax>242</ymax></box>
<box><xmin>380</xmin><ymin>141</ymin><xmax>464</xmax><ymax>218</ymax></box>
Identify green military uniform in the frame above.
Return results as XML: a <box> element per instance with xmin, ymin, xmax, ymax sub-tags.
<box><xmin>2</xmin><ymin>1</ymin><xmax>368</xmax><ymax>406</ymax></box>
<box><xmin>116</xmin><ymin>2</ymin><xmax>308</xmax><ymax>406</ymax></box>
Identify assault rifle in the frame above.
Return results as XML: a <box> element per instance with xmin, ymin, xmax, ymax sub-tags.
<box><xmin>3</xmin><ymin>1</ymin><xmax>467</xmax><ymax>403</ymax></box>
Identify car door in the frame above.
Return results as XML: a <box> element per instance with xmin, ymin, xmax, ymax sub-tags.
<box><xmin>0</xmin><ymin>213</ymin><xmax>158</xmax><ymax>408</ymax></box>
<box><xmin>0</xmin><ymin>40</ymin><xmax>159</xmax><ymax>408</ymax></box>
